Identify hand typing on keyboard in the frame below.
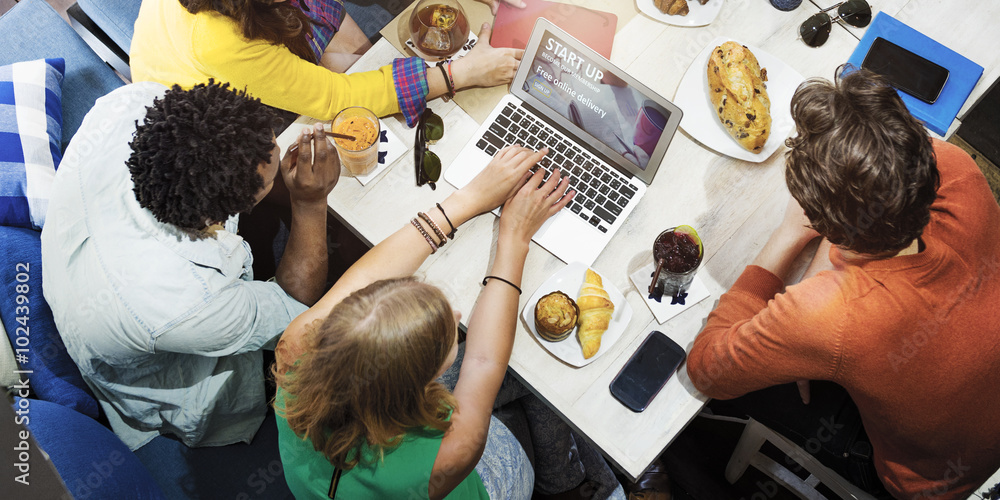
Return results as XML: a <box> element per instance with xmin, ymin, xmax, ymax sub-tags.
<box><xmin>461</xmin><ymin>145</ymin><xmax>552</xmax><ymax>213</ymax></box>
<box><xmin>500</xmin><ymin>165</ymin><xmax>575</xmax><ymax>245</ymax></box>
<box><xmin>475</xmin><ymin>103</ymin><xmax>641</xmax><ymax>235</ymax></box>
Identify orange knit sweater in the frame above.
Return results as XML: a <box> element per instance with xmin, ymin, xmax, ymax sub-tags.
<box><xmin>688</xmin><ymin>140</ymin><xmax>1000</xmax><ymax>499</ymax></box>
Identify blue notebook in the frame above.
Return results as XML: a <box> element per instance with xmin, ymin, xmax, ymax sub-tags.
<box><xmin>846</xmin><ymin>12</ymin><xmax>983</xmax><ymax>135</ymax></box>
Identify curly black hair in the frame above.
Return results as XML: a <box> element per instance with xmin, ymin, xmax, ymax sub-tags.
<box><xmin>127</xmin><ymin>80</ymin><xmax>281</xmax><ymax>229</ymax></box>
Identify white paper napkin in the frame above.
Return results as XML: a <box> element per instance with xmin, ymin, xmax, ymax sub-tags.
<box><xmin>354</xmin><ymin>123</ymin><xmax>405</xmax><ymax>186</ymax></box>
<box><xmin>629</xmin><ymin>263</ymin><xmax>711</xmax><ymax>324</ymax></box>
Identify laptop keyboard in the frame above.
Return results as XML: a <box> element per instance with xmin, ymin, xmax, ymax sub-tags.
<box><xmin>475</xmin><ymin>103</ymin><xmax>639</xmax><ymax>234</ymax></box>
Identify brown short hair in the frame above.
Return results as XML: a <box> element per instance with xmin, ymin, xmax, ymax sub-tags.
<box><xmin>784</xmin><ymin>67</ymin><xmax>939</xmax><ymax>255</ymax></box>
<box><xmin>274</xmin><ymin>278</ymin><xmax>458</xmax><ymax>469</ymax></box>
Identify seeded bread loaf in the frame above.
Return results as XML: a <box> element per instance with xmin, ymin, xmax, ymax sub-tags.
<box><xmin>706</xmin><ymin>42</ymin><xmax>771</xmax><ymax>153</ymax></box>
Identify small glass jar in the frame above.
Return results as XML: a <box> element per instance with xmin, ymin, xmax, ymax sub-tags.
<box><xmin>648</xmin><ymin>225</ymin><xmax>704</xmax><ymax>302</ymax></box>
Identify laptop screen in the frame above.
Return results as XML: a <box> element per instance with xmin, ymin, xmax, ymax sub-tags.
<box><xmin>521</xmin><ymin>29</ymin><xmax>674</xmax><ymax>171</ymax></box>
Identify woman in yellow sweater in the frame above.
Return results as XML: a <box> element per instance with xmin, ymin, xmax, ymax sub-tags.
<box><xmin>130</xmin><ymin>0</ymin><xmax>525</xmax><ymax>127</ymax></box>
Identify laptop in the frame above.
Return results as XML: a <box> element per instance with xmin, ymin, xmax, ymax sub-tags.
<box><xmin>445</xmin><ymin>18</ymin><xmax>682</xmax><ymax>265</ymax></box>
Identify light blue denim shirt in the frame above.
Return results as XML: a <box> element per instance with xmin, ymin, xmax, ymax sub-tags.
<box><xmin>40</xmin><ymin>83</ymin><xmax>307</xmax><ymax>450</ymax></box>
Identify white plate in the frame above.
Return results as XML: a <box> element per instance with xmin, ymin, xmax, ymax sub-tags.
<box><xmin>674</xmin><ymin>37</ymin><xmax>804</xmax><ymax>163</ymax></box>
<box><xmin>636</xmin><ymin>0</ymin><xmax>724</xmax><ymax>27</ymax></box>
<box><xmin>521</xmin><ymin>262</ymin><xmax>633</xmax><ymax>367</ymax></box>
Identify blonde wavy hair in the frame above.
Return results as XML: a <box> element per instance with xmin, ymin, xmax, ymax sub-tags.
<box><xmin>274</xmin><ymin>277</ymin><xmax>458</xmax><ymax>469</ymax></box>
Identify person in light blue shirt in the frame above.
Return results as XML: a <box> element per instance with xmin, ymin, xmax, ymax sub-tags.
<box><xmin>40</xmin><ymin>80</ymin><xmax>341</xmax><ymax>450</ymax></box>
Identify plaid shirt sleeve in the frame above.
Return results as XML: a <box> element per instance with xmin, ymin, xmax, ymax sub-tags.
<box><xmin>392</xmin><ymin>57</ymin><xmax>428</xmax><ymax>127</ymax></box>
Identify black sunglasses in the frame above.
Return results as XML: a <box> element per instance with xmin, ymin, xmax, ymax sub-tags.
<box><xmin>415</xmin><ymin>109</ymin><xmax>444</xmax><ymax>190</ymax></box>
<box><xmin>799</xmin><ymin>0</ymin><xmax>872</xmax><ymax>48</ymax></box>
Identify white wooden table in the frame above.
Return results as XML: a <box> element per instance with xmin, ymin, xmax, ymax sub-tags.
<box><xmin>278</xmin><ymin>0</ymin><xmax>1000</xmax><ymax>481</ymax></box>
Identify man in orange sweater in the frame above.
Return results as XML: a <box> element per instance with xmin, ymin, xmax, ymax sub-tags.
<box><xmin>687</xmin><ymin>69</ymin><xmax>1000</xmax><ymax>499</ymax></box>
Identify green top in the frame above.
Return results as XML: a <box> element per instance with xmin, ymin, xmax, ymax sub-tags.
<box><xmin>275</xmin><ymin>388</ymin><xmax>490</xmax><ymax>499</ymax></box>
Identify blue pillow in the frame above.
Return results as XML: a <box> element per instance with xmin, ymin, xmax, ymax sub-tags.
<box><xmin>0</xmin><ymin>58</ymin><xmax>63</xmax><ymax>229</ymax></box>
<box><xmin>0</xmin><ymin>225</ymin><xmax>98</xmax><ymax>419</ymax></box>
<box><xmin>15</xmin><ymin>398</ymin><xmax>166</xmax><ymax>499</ymax></box>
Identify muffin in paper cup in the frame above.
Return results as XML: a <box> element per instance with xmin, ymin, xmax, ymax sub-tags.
<box><xmin>534</xmin><ymin>291</ymin><xmax>579</xmax><ymax>342</ymax></box>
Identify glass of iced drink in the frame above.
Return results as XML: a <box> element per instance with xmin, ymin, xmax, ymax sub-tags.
<box><xmin>408</xmin><ymin>0</ymin><xmax>470</xmax><ymax>60</ymax></box>
<box><xmin>331</xmin><ymin>107</ymin><xmax>380</xmax><ymax>177</ymax></box>
<box><xmin>648</xmin><ymin>225</ymin><xmax>703</xmax><ymax>303</ymax></box>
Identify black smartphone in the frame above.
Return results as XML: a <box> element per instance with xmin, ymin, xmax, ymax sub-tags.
<box><xmin>861</xmin><ymin>37</ymin><xmax>950</xmax><ymax>104</ymax></box>
<box><xmin>609</xmin><ymin>331</ymin><xmax>686</xmax><ymax>412</ymax></box>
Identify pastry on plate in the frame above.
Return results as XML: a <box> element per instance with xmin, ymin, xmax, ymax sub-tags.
<box><xmin>577</xmin><ymin>269</ymin><xmax>614</xmax><ymax>359</ymax></box>
<box><xmin>534</xmin><ymin>291</ymin><xmax>578</xmax><ymax>342</ymax></box>
<box><xmin>655</xmin><ymin>0</ymin><xmax>689</xmax><ymax>16</ymax></box>
<box><xmin>707</xmin><ymin>41</ymin><xmax>772</xmax><ymax>153</ymax></box>
<box><xmin>653</xmin><ymin>0</ymin><xmax>708</xmax><ymax>16</ymax></box>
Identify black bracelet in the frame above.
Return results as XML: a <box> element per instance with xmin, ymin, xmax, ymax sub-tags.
<box><xmin>482</xmin><ymin>275</ymin><xmax>522</xmax><ymax>295</ymax></box>
<box><xmin>436</xmin><ymin>203</ymin><xmax>456</xmax><ymax>239</ymax></box>
<box><xmin>437</xmin><ymin>62</ymin><xmax>455</xmax><ymax>101</ymax></box>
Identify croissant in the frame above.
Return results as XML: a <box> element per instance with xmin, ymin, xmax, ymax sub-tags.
<box><xmin>577</xmin><ymin>269</ymin><xmax>614</xmax><ymax>359</ymax></box>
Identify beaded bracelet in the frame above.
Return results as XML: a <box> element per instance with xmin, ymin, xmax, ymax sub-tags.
<box><xmin>410</xmin><ymin>218</ymin><xmax>438</xmax><ymax>253</ymax></box>
<box><xmin>417</xmin><ymin>212</ymin><xmax>447</xmax><ymax>246</ymax></box>
<box><xmin>436</xmin><ymin>203</ymin><xmax>456</xmax><ymax>239</ymax></box>
<box><xmin>482</xmin><ymin>275</ymin><xmax>522</xmax><ymax>295</ymax></box>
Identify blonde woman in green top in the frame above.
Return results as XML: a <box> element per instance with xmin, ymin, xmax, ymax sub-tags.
<box><xmin>274</xmin><ymin>145</ymin><xmax>572</xmax><ymax>499</ymax></box>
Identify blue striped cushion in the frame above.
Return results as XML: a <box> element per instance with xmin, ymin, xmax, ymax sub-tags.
<box><xmin>0</xmin><ymin>58</ymin><xmax>63</xmax><ymax>229</ymax></box>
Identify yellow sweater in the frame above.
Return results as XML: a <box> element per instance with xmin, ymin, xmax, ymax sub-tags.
<box><xmin>130</xmin><ymin>0</ymin><xmax>402</xmax><ymax>121</ymax></box>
